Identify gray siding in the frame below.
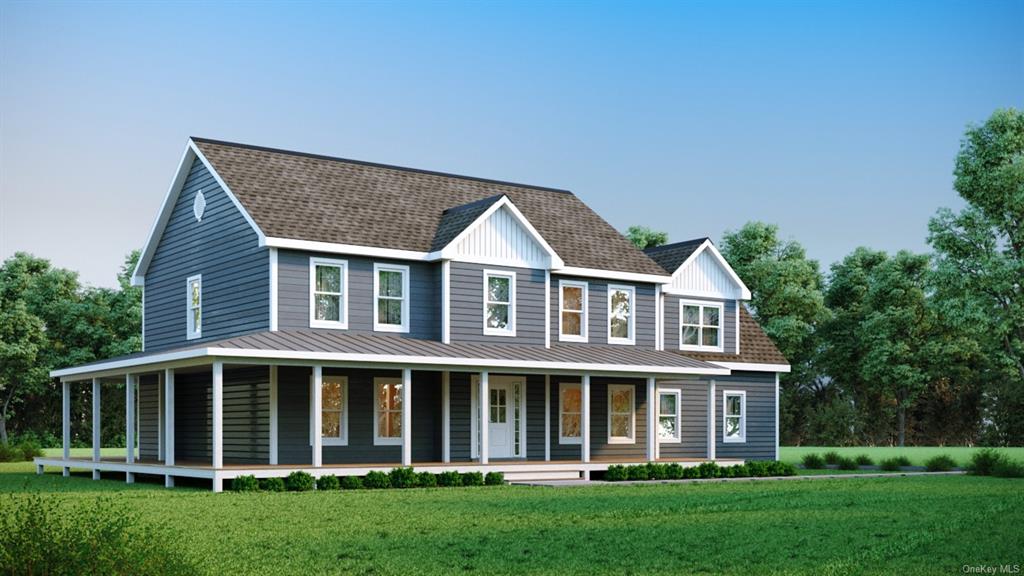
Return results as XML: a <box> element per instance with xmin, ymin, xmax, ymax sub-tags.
<box><xmin>138</xmin><ymin>374</ymin><xmax>159</xmax><ymax>461</ymax></box>
<box><xmin>549</xmin><ymin>275</ymin><xmax>657</xmax><ymax>348</ymax></box>
<box><xmin>714</xmin><ymin>371</ymin><xmax>777</xmax><ymax>461</ymax></box>
<box><xmin>663</xmin><ymin>296</ymin><xmax>737</xmax><ymax>353</ymax></box>
<box><xmin>277</xmin><ymin>250</ymin><xmax>440</xmax><ymax>340</ymax></box>
<box><xmin>548</xmin><ymin>376</ymin><xmax>582</xmax><ymax>461</ymax></box>
<box><xmin>449</xmin><ymin>372</ymin><xmax>472</xmax><ymax>462</ymax></box>
<box><xmin>657</xmin><ymin>379</ymin><xmax>710</xmax><ymax>459</ymax></box>
<box><xmin>144</xmin><ymin>158</ymin><xmax>269</xmax><ymax>351</ymax></box>
<box><xmin>451</xmin><ymin>263</ymin><xmax>545</xmax><ymax>346</ymax></box>
<box><xmin>589</xmin><ymin>378</ymin><xmax>648</xmax><ymax>460</ymax></box>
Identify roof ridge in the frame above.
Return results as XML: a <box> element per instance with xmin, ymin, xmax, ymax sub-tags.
<box><xmin>643</xmin><ymin>237</ymin><xmax>709</xmax><ymax>253</ymax></box>
<box><xmin>442</xmin><ymin>194</ymin><xmax>506</xmax><ymax>214</ymax></box>
<box><xmin>190</xmin><ymin>136</ymin><xmax>574</xmax><ymax>195</ymax></box>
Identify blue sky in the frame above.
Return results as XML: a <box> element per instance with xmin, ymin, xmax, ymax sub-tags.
<box><xmin>1</xmin><ymin>1</ymin><xmax>1021</xmax><ymax>287</ymax></box>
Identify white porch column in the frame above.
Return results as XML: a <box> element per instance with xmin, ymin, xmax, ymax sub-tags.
<box><xmin>581</xmin><ymin>374</ymin><xmax>591</xmax><ymax>464</ymax></box>
<box><xmin>707</xmin><ymin>379</ymin><xmax>717</xmax><ymax>460</ymax></box>
<box><xmin>478</xmin><ymin>371</ymin><xmax>489</xmax><ymax>465</ymax></box>
<box><xmin>441</xmin><ymin>371</ymin><xmax>450</xmax><ymax>463</ymax></box>
<box><xmin>164</xmin><ymin>369</ymin><xmax>175</xmax><ymax>467</ymax></box>
<box><xmin>312</xmin><ymin>365</ymin><xmax>322</xmax><ymax>468</ymax></box>
<box><xmin>91</xmin><ymin>378</ymin><xmax>101</xmax><ymax>480</ymax></box>
<box><xmin>401</xmin><ymin>368</ymin><xmax>412</xmax><ymax>467</ymax></box>
<box><xmin>269</xmin><ymin>366</ymin><xmax>278</xmax><ymax>466</ymax></box>
<box><xmin>125</xmin><ymin>374</ymin><xmax>134</xmax><ymax>464</ymax></box>
<box><xmin>646</xmin><ymin>377</ymin><xmax>657</xmax><ymax>462</ymax></box>
<box><xmin>544</xmin><ymin>375</ymin><xmax>551</xmax><ymax>462</ymax></box>
<box><xmin>62</xmin><ymin>381</ymin><xmax>70</xmax><ymax>477</ymax></box>
<box><xmin>212</xmin><ymin>361</ymin><xmax>223</xmax><ymax>469</ymax></box>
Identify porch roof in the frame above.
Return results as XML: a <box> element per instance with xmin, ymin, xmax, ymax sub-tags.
<box><xmin>52</xmin><ymin>330</ymin><xmax>730</xmax><ymax>380</ymax></box>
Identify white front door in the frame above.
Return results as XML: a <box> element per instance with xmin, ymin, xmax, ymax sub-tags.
<box><xmin>488</xmin><ymin>382</ymin><xmax>513</xmax><ymax>458</ymax></box>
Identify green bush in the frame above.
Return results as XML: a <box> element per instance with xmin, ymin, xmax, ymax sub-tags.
<box><xmin>437</xmin><ymin>471</ymin><xmax>462</xmax><ymax>487</ymax></box>
<box><xmin>992</xmin><ymin>459</ymin><xmax>1024</xmax><ymax>478</ymax></box>
<box><xmin>697</xmin><ymin>462</ymin><xmax>720</xmax><ymax>479</ymax></box>
<box><xmin>461</xmin><ymin>472</ymin><xmax>485</xmax><ymax>486</ymax></box>
<box><xmin>285</xmin><ymin>471</ymin><xmax>315</xmax><ymax>492</ymax></box>
<box><xmin>604</xmin><ymin>465</ymin><xmax>628</xmax><ymax>481</ymax></box>
<box><xmin>854</xmin><ymin>454</ymin><xmax>874</xmax><ymax>466</ymax></box>
<box><xmin>822</xmin><ymin>451</ymin><xmax>841</xmax><ymax>465</ymax></box>
<box><xmin>16</xmin><ymin>440</ymin><xmax>43</xmax><ymax>461</ymax></box>
<box><xmin>627</xmin><ymin>465</ymin><xmax>649</xmax><ymax>481</ymax></box>
<box><xmin>665</xmin><ymin>463</ymin><xmax>684</xmax><ymax>479</ymax></box>
<box><xmin>682</xmin><ymin>466</ymin><xmax>699</xmax><ymax>479</ymax></box>
<box><xmin>646</xmin><ymin>463</ymin><xmax>668</xmax><ymax>480</ymax></box>
<box><xmin>363</xmin><ymin>471</ymin><xmax>390</xmax><ymax>489</ymax></box>
<box><xmin>231</xmin><ymin>475</ymin><xmax>260</xmax><ymax>492</ymax></box>
<box><xmin>388</xmin><ymin>467</ymin><xmax>419</xmax><ymax>489</ymax></box>
<box><xmin>924</xmin><ymin>455</ymin><xmax>957</xmax><ymax>472</ymax></box>
<box><xmin>836</xmin><ymin>456</ymin><xmax>859</xmax><ymax>470</ymax></box>
<box><xmin>894</xmin><ymin>455</ymin><xmax>912</xmax><ymax>467</ymax></box>
<box><xmin>484</xmin><ymin>472</ymin><xmax>505</xmax><ymax>486</ymax></box>
<box><xmin>770</xmin><ymin>461</ymin><xmax>797</xmax><ymax>476</ymax></box>
<box><xmin>879</xmin><ymin>458</ymin><xmax>904</xmax><ymax>472</ymax></box>
<box><xmin>316</xmin><ymin>475</ymin><xmax>340</xmax><ymax>491</ymax></box>
<box><xmin>417</xmin><ymin>471</ymin><xmax>438</xmax><ymax>487</ymax></box>
<box><xmin>801</xmin><ymin>453</ymin><xmax>825</xmax><ymax>469</ymax></box>
<box><xmin>260</xmin><ymin>477</ymin><xmax>285</xmax><ymax>492</ymax></box>
<box><xmin>967</xmin><ymin>448</ymin><xmax>1004</xmax><ymax>476</ymax></box>
<box><xmin>340</xmin><ymin>475</ymin><xmax>363</xmax><ymax>490</ymax></box>
<box><xmin>0</xmin><ymin>443</ymin><xmax>16</xmax><ymax>462</ymax></box>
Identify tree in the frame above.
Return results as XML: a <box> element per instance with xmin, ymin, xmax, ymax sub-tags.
<box><xmin>625</xmin><ymin>226</ymin><xmax>668</xmax><ymax>250</ymax></box>
<box><xmin>0</xmin><ymin>301</ymin><xmax>48</xmax><ymax>445</ymax></box>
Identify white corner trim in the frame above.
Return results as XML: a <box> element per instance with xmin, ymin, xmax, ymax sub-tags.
<box><xmin>482</xmin><ymin>269</ymin><xmax>517</xmax><ymax>337</ymax></box>
<box><xmin>774</xmin><ymin>372</ymin><xmax>780</xmax><ymax>461</ymax></box>
<box><xmin>372</xmin><ymin>263</ymin><xmax>411</xmax><ymax>333</ymax></box>
<box><xmin>309</xmin><ymin>257</ymin><xmax>349</xmax><ymax>330</ymax></box>
<box><xmin>606</xmin><ymin>284</ymin><xmax>636</xmax><ymax>345</ymax></box>
<box><xmin>442</xmin><ymin>260</ymin><xmax>451</xmax><ymax>344</ymax></box>
<box><xmin>667</xmin><ymin>239</ymin><xmax>752</xmax><ymax>300</ymax></box>
<box><xmin>735</xmin><ymin>299</ymin><xmax>740</xmax><ymax>354</ymax></box>
<box><xmin>557</xmin><ymin>279</ymin><xmax>588</xmax><ymax>343</ymax></box>
<box><xmin>544</xmin><ymin>271</ymin><xmax>551</xmax><ymax>348</ymax></box>
<box><xmin>436</xmin><ymin>196</ymin><xmax>564</xmax><ymax>269</ymax></box>
<box><xmin>655</xmin><ymin>285</ymin><xmax>663</xmax><ymax>351</ymax></box>
<box><xmin>557</xmin><ymin>266</ymin><xmax>671</xmax><ymax>285</ymax></box>
<box><xmin>269</xmin><ymin>248</ymin><xmax>278</xmax><ymax>332</ymax></box>
<box><xmin>712</xmin><ymin>362</ymin><xmax>791</xmax><ymax>373</ymax></box>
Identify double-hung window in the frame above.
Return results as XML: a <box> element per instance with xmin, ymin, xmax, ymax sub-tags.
<box><xmin>483</xmin><ymin>271</ymin><xmax>515</xmax><ymax>336</ymax></box>
<box><xmin>559</xmin><ymin>382</ymin><xmax>582</xmax><ymax>444</ymax></box>
<box><xmin>374</xmin><ymin>377</ymin><xmax>403</xmax><ymax>445</ymax></box>
<box><xmin>374</xmin><ymin>263</ymin><xmax>410</xmax><ymax>333</ymax></box>
<box><xmin>679</xmin><ymin>300</ymin><xmax>723</xmax><ymax>352</ymax></box>
<box><xmin>310</xmin><ymin>257</ymin><xmax>348</xmax><ymax>329</ymax></box>
<box><xmin>559</xmin><ymin>280</ymin><xmax>588</xmax><ymax>342</ymax></box>
<box><xmin>607</xmin><ymin>384</ymin><xmax>635</xmax><ymax>444</ymax></box>
<box><xmin>723</xmin><ymin>390</ymin><xmax>746</xmax><ymax>443</ymax></box>
<box><xmin>657</xmin><ymin>390</ymin><xmax>681</xmax><ymax>443</ymax></box>
<box><xmin>186</xmin><ymin>274</ymin><xmax>202</xmax><ymax>340</ymax></box>
<box><xmin>320</xmin><ymin>376</ymin><xmax>348</xmax><ymax>446</ymax></box>
<box><xmin>607</xmin><ymin>285</ymin><xmax>635</xmax><ymax>345</ymax></box>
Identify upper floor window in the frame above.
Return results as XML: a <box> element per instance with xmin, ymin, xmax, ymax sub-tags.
<box><xmin>607</xmin><ymin>285</ymin><xmax>635</xmax><ymax>345</ymax></box>
<box><xmin>374</xmin><ymin>264</ymin><xmax>410</xmax><ymax>333</ymax></box>
<box><xmin>483</xmin><ymin>270</ymin><xmax>515</xmax><ymax>336</ymax></box>
<box><xmin>186</xmin><ymin>274</ymin><xmax>202</xmax><ymax>340</ymax></box>
<box><xmin>679</xmin><ymin>300</ymin><xmax>723</xmax><ymax>352</ymax></box>
<box><xmin>309</xmin><ymin>257</ymin><xmax>348</xmax><ymax>329</ymax></box>
<box><xmin>658</xmin><ymin>389</ymin><xmax>681</xmax><ymax>443</ymax></box>
<box><xmin>559</xmin><ymin>382</ymin><xmax>582</xmax><ymax>444</ymax></box>
<box><xmin>723</xmin><ymin>390</ymin><xmax>746</xmax><ymax>443</ymax></box>
<box><xmin>374</xmin><ymin>377</ymin><xmax>403</xmax><ymax>445</ymax></box>
<box><xmin>607</xmin><ymin>384</ymin><xmax>635</xmax><ymax>444</ymax></box>
<box><xmin>321</xmin><ymin>376</ymin><xmax>348</xmax><ymax>446</ymax></box>
<box><xmin>559</xmin><ymin>280</ymin><xmax>588</xmax><ymax>342</ymax></box>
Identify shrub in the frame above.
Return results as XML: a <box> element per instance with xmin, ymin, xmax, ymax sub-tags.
<box><xmin>822</xmin><ymin>451</ymin><xmax>842</xmax><ymax>465</ymax></box>
<box><xmin>437</xmin><ymin>471</ymin><xmax>462</xmax><ymax>487</ymax></box>
<box><xmin>231</xmin><ymin>475</ymin><xmax>260</xmax><ymax>491</ymax></box>
<box><xmin>340</xmin><ymin>475</ymin><xmax>363</xmax><ymax>490</ymax></box>
<box><xmin>627</xmin><ymin>465</ymin><xmax>650</xmax><ymax>481</ymax></box>
<box><xmin>16</xmin><ymin>440</ymin><xmax>43</xmax><ymax>461</ymax></box>
<box><xmin>967</xmin><ymin>448</ymin><xmax>1005</xmax><ymax>476</ymax></box>
<box><xmin>484</xmin><ymin>472</ymin><xmax>505</xmax><ymax>486</ymax></box>
<box><xmin>316</xmin><ymin>475</ymin><xmax>340</xmax><ymax>491</ymax></box>
<box><xmin>730</xmin><ymin>464</ymin><xmax>749</xmax><ymax>478</ymax></box>
<box><xmin>836</xmin><ymin>456</ymin><xmax>859</xmax><ymax>471</ymax></box>
<box><xmin>801</xmin><ymin>453</ymin><xmax>825</xmax><ymax>469</ymax></box>
<box><xmin>0</xmin><ymin>443</ymin><xmax>16</xmax><ymax>462</ymax></box>
<box><xmin>854</xmin><ymin>454</ymin><xmax>874</xmax><ymax>466</ymax></box>
<box><xmin>992</xmin><ymin>459</ymin><xmax>1024</xmax><ymax>478</ymax></box>
<box><xmin>647</xmin><ymin>463</ymin><xmax>668</xmax><ymax>480</ymax></box>
<box><xmin>604</xmin><ymin>465</ymin><xmax>627</xmax><ymax>481</ymax></box>
<box><xmin>665</xmin><ymin>463</ymin><xmax>684</xmax><ymax>480</ymax></box>
<box><xmin>461</xmin><ymin>472</ymin><xmax>485</xmax><ymax>486</ymax></box>
<box><xmin>682</xmin><ymin>466</ymin><xmax>699</xmax><ymax>479</ymax></box>
<box><xmin>417</xmin><ymin>471</ymin><xmax>438</xmax><ymax>487</ymax></box>
<box><xmin>285</xmin><ymin>471</ymin><xmax>315</xmax><ymax>492</ymax></box>
<box><xmin>363</xmin><ymin>471</ymin><xmax>390</xmax><ymax>489</ymax></box>
<box><xmin>925</xmin><ymin>455</ymin><xmax>957</xmax><ymax>472</ymax></box>
<box><xmin>879</xmin><ymin>458</ymin><xmax>903</xmax><ymax>472</ymax></box>
<box><xmin>389</xmin><ymin>467</ymin><xmax>419</xmax><ymax>489</ymax></box>
<box><xmin>697</xmin><ymin>462</ymin><xmax>720</xmax><ymax>479</ymax></box>
<box><xmin>770</xmin><ymin>461</ymin><xmax>797</xmax><ymax>476</ymax></box>
<box><xmin>260</xmin><ymin>477</ymin><xmax>285</xmax><ymax>492</ymax></box>
<box><xmin>894</xmin><ymin>455</ymin><xmax>912</xmax><ymax>467</ymax></box>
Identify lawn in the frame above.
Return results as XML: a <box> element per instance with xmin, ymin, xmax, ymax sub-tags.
<box><xmin>3</xmin><ymin>460</ymin><xmax>1022</xmax><ymax>575</ymax></box>
<box><xmin>780</xmin><ymin>446</ymin><xmax>1024</xmax><ymax>467</ymax></box>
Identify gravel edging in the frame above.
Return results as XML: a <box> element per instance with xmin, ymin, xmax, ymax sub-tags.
<box><xmin>511</xmin><ymin>470</ymin><xmax>967</xmax><ymax>487</ymax></box>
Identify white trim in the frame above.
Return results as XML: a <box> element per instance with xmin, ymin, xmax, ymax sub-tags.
<box><xmin>606</xmin><ymin>384</ymin><xmax>636</xmax><ymax>444</ymax></box>
<box><xmin>479</xmin><ymin>371</ymin><xmax>489</xmax><ymax>464</ymax></box>
<box><xmin>318</xmin><ymin>375</ymin><xmax>349</xmax><ymax>446</ymax></box>
<box><xmin>373</xmin><ymin>376</ymin><xmax>404</xmax><ymax>446</ymax></box>
<box><xmin>657</xmin><ymin>388</ymin><xmax>682</xmax><ymax>444</ymax></box>
<box><xmin>186</xmin><ymin>274</ymin><xmax>202</xmax><ymax>340</ymax></box>
<box><xmin>734</xmin><ymin>299</ymin><xmax>740</xmax><ymax>354</ymax></box>
<box><xmin>157</xmin><ymin>373</ymin><xmax>164</xmax><ymax>461</ymax></box>
<box><xmin>91</xmin><ymin>378</ymin><xmax>101</xmax><ymax>462</ymax></box>
<box><xmin>722</xmin><ymin>389</ymin><xmax>746</xmax><ymax>443</ymax></box>
<box><xmin>141</xmin><ymin>288</ymin><xmax>145</xmax><ymax>351</ymax></box>
<box><xmin>517</xmin><ymin>377</ymin><xmax>527</xmax><ymax>458</ymax></box>
<box><xmin>607</xmin><ymin>284</ymin><xmax>636</xmax><ymax>345</ymax></box>
<box><xmin>558</xmin><ymin>280</ymin><xmax>588</xmax><ymax>343</ymax></box>
<box><xmin>712</xmin><ymin>362</ymin><xmax>791</xmax><ymax>373</ymax></box>
<box><xmin>269</xmin><ymin>248</ymin><xmax>279</xmax><ymax>331</ymax></box>
<box><xmin>655</xmin><ymin>285</ymin><xmax>663</xmax><ymax>351</ymax></box>
<box><xmin>678</xmin><ymin>299</ymin><xmax>725</xmax><ymax>353</ymax></box>
<box><xmin>124</xmin><ymin>375</ymin><xmax>134</xmax><ymax>464</ymax></box>
<box><xmin>544</xmin><ymin>375</ymin><xmax>551</xmax><ymax>461</ymax></box>
<box><xmin>483</xmin><ymin>269</ymin><xmax>516</xmax><ymax>337</ymax></box>
<box><xmin>442</xmin><ymin>371</ymin><xmax>451</xmax><ymax>463</ymax></box>
<box><xmin>212</xmin><ymin>362</ymin><xmax>223</xmax><ymax>468</ymax></box>
<box><xmin>62</xmin><ymin>381</ymin><xmax>71</xmax><ymax>462</ymax></box>
<box><xmin>544</xmin><ymin>271</ymin><xmax>551</xmax><ymax>348</ymax></box>
<box><xmin>661</xmin><ymin>239</ymin><xmax>752</xmax><ymax>300</ymax></box>
<box><xmin>442</xmin><ymin>260</ymin><xmax>451</xmax><ymax>344</ymax></box>
<box><xmin>309</xmin><ymin>257</ymin><xmax>349</xmax><ymax>330</ymax></box>
<box><xmin>269</xmin><ymin>366</ymin><xmax>278</xmax><ymax>465</ymax></box>
<box><xmin>436</xmin><ymin>196</ymin><xmax>564</xmax><ymax>269</ymax></box>
<box><xmin>645</xmin><ymin>379</ymin><xmax>656</xmax><ymax>458</ymax></box>
<box><xmin>707</xmin><ymin>379</ymin><xmax>716</xmax><ymax>459</ymax></box>
<box><xmin>557</xmin><ymin>380</ymin><xmax>582</xmax><ymax>445</ymax></box>
<box><xmin>164</xmin><ymin>369</ymin><xmax>175</xmax><ymax>467</ymax></box>
<box><xmin>581</xmin><ymin>374</ymin><xmax>591</xmax><ymax>463</ymax></box>
<box><xmin>557</xmin><ymin>267</ymin><xmax>671</xmax><ymax>285</ymax></box>
<box><xmin>373</xmin><ymin>263</ymin><xmax>411</xmax><ymax>333</ymax></box>
<box><xmin>311</xmin><ymin>366</ymin><xmax>323</xmax><ymax>466</ymax></box>
<box><xmin>401</xmin><ymin>368</ymin><xmax>412</xmax><ymax>466</ymax></box>
<box><xmin>266</xmin><ymin>237</ymin><xmax>431</xmax><ymax>261</ymax></box>
<box><xmin>775</xmin><ymin>373</ymin><xmax>780</xmax><ymax>461</ymax></box>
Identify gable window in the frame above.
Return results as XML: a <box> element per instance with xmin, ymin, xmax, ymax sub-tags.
<box><xmin>483</xmin><ymin>271</ymin><xmax>515</xmax><ymax>336</ymax></box>
<box><xmin>658</xmin><ymin>390</ymin><xmax>681</xmax><ymax>443</ymax></box>
<box><xmin>607</xmin><ymin>285</ymin><xmax>635</xmax><ymax>345</ymax></box>
<box><xmin>559</xmin><ymin>280</ymin><xmax>588</xmax><ymax>342</ymax></box>
<box><xmin>723</xmin><ymin>390</ymin><xmax>746</xmax><ymax>443</ymax></box>
<box><xmin>374</xmin><ymin>377</ymin><xmax>403</xmax><ymax>445</ymax></box>
<box><xmin>186</xmin><ymin>274</ymin><xmax>202</xmax><ymax>340</ymax></box>
<box><xmin>315</xmin><ymin>376</ymin><xmax>348</xmax><ymax>446</ymax></box>
<box><xmin>680</xmin><ymin>300</ymin><xmax>723</xmax><ymax>352</ymax></box>
<box><xmin>607</xmin><ymin>384</ymin><xmax>635</xmax><ymax>444</ymax></box>
<box><xmin>310</xmin><ymin>257</ymin><xmax>348</xmax><ymax>329</ymax></box>
<box><xmin>374</xmin><ymin>264</ymin><xmax>410</xmax><ymax>333</ymax></box>
<box><xmin>559</xmin><ymin>382</ymin><xmax>582</xmax><ymax>444</ymax></box>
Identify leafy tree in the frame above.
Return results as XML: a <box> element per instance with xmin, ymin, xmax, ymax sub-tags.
<box><xmin>626</xmin><ymin>225</ymin><xmax>668</xmax><ymax>250</ymax></box>
<box><xmin>0</xmin><ymin>301</ymin><xmax>48</xmax><ymax>445</ymax></box>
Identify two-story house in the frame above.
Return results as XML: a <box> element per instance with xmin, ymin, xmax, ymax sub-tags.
<box><xmin>37</xmin><ymin>138</ymin><xmax>789</xmax><ymax>491</ymax></box>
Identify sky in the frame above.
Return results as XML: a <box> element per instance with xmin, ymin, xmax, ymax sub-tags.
<box><xmin>1</xmin><ymin>1</ymin><xmax>1021</xmax><ymax>288</ymax></box>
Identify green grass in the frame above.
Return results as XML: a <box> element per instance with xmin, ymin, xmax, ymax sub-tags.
<box><xmin>3</xmin><ymin>460</ymin><xmax>1022</xmax><ymax>575</ymax></box>
<box><xmin>781</xmin><ymin>446</ymin><xmax>1024</xmax><ymax>468</ymax></box>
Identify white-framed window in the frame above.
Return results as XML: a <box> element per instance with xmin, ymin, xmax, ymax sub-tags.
<box><xmin>723</xmin><ymin>390</ymin><xmax>746</xmax><ymax>443</ymax></box>
<box><xmin>679</xmin><ymin>300</ymin><xmax>724</xmax><ymax>352</ymax></box>
<box><xmin>559</xmin><ymin>280</ymin><xmax>588</xmax><ymax>342</ymax></box>
<box><xmin>373</xmin><ymin>263</ymin><xmax>410</xmax><ymax>333</ymax></box>
<box><xmin>658</xmin><ymin>389</ymin><xmax>682</xmax><ymax>443</ymax></box>
<box><xmin>607</xmin><ymin>384</ymin><xmax>635</xmax><ymax>444</ymax></box>
<box><xmin>311</xmin><ymin>375</ymin><xmax>348</xmax><ymax>446</ymax></box>
<box><xmin>558</xmin><ymin>382</ymin><xmax>582</xmax><ymax>445</ymax></box>
<box><xmin>309</xmin><ymin>257</ymin><xmax>348</xmax><ymax>329</ymax></box>
<box><xmin>374</xmin><ymin>377</ymin><xmax>403</xmax><ymax>445</ymax></box>
<box><xmin>186</xmin><ymin>274</ymin><xmax>202</xmax><ymax>340</ymax></box>
<box><xmin>607</xmin><ymin>285</ymin><xmax>635</xmax><ymax>345</ymax></box>
<box><xmin>483</xmin><ymin>270</ymin><xmax>516</xmax><ymax>336</ymax></box>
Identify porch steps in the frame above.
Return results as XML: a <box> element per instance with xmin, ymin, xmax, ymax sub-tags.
<box><xmin>503</xmin><ymin>470</ymin><xmax>583</xmax><ymax>482</ymax></box>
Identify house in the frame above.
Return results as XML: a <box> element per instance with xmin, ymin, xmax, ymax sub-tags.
<box><xmin>36</xmin><ymin>138</ymin><xmax>789</xmax><ymax>491</ymax></box>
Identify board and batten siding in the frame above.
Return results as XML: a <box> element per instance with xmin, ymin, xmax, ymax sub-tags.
<box><xmin>714</xmin><ymin>371</ymin><xmax>777</xmax><ymax>461</ymax></box>
<box><xmin>549</xmin><ymin>275</ymin><xmax>657</xmax><ymax>348</ymax></box>
<box><xmin>663</xmin><ymin>297</ymin><xmax>738</xmax><ymax>353</ymax></box>
<box><xmin>144</xmin><ymin>157</ymin><xmax>269</xmax><ymax>351</ymax></box>
<box><xmin>277</xmin><ymin>250</ymin><xmax>440</xmax><ymax>340</ymax></box>
<box><xmin>450</xmin><ymin>262</ymin><xmax>545</xmax><ymax>346</ymax></box>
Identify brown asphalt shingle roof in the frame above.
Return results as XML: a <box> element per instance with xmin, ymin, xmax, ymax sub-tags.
<box><xmin>192</xmin><ymin>138</ymin><xmax>668</xmax><ymax>276</ymax></box>
<box><xmin>680</xmin><ymin>306</ymin><xmax>789</xmax><ymax>366</ymax></box>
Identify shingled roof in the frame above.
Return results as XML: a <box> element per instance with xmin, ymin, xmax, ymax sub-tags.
<box><xmin>644</xmin><ymin>237</ymin><xmax>709</xmax><ymax>273</ymax></box>
<box><xmin>681</xmin><ymin>306</ymin><xmax>789</xmax><ymax>366</ymax></box>
<box><xmin>192</xmin><ymin>138</ymin><xmax>667</xmax><ymax>276</ymax></box>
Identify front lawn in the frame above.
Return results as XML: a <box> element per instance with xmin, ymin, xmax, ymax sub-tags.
<box><xmin>3</xmin><ymin>460</ymin><xmax>1021</xmax><ymax>575</ymax></box>
<box><xmin>780</xmin><ymin>446</ymin><xmax>1024</xmax><ymax>467</ymax></box>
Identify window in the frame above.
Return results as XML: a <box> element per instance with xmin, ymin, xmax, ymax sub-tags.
<box><xmin>559</xmin><ymin>280</ymin><xmax>588</xmax><ymax>342</ymax></box>
<box><xmin>374</xmin><ymin>378</ymin><xmax>403</xmax><ymax>445</ymax></box>
<box><xmin>309</xmin><ymin>258</ymin><xmax>348</xmax><ymax>329</ymax></box>
<box><xmin>607</xmin><ymin>384</ymin><xmax>635</xmax><ymax>444</ymax></box>
<box><xmin>186</xmin><ymin>274</ymin><xmax>202</xmax><ymax>339</ymax></box>
<box><xmin>321</xmin><ymin>376</ymin><xmax>348</xmax><ymax>446</ymax></box>
<box><xmin>374</xmin><ymin>264</ymin><xmax>410</xmax><ymax>332</ymax></box>
<box><xmin>483</xmin><ymin>271</ymin><xmax>515</xmax><ymax>336</ymax></box>
<box><xmin>658</xmin><ymin>390</ymin><xmax>681</xmax><ymax>443</ymax></box>
<box><xmin>723</xmin><ymin>390</ymin><xmax>746</xmax><ymax>443</ymax></box>
<box><xmin>679</xmin><ymin>300</ymin><xmax>723</xmax><ymax>352</ymax></box>
<box><xmin>607</xmin><ymin>285</ymin><xmax>635</xmax><ymax>344</ymax></box>
<box><xmin>559</xmin><ymin>382</ymin><xmax>582</xmax><ymax>444</ymax></box>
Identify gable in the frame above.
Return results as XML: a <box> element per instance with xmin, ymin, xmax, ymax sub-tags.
<box><xmin>665</xmin><ymin>241</ymin><xmax>751</xmax><ymax>300</ymax></box>
<box><xmin>435</xmin><ymin>197</ymin><xmax>562</xmax><ymax>269</ymax></box>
